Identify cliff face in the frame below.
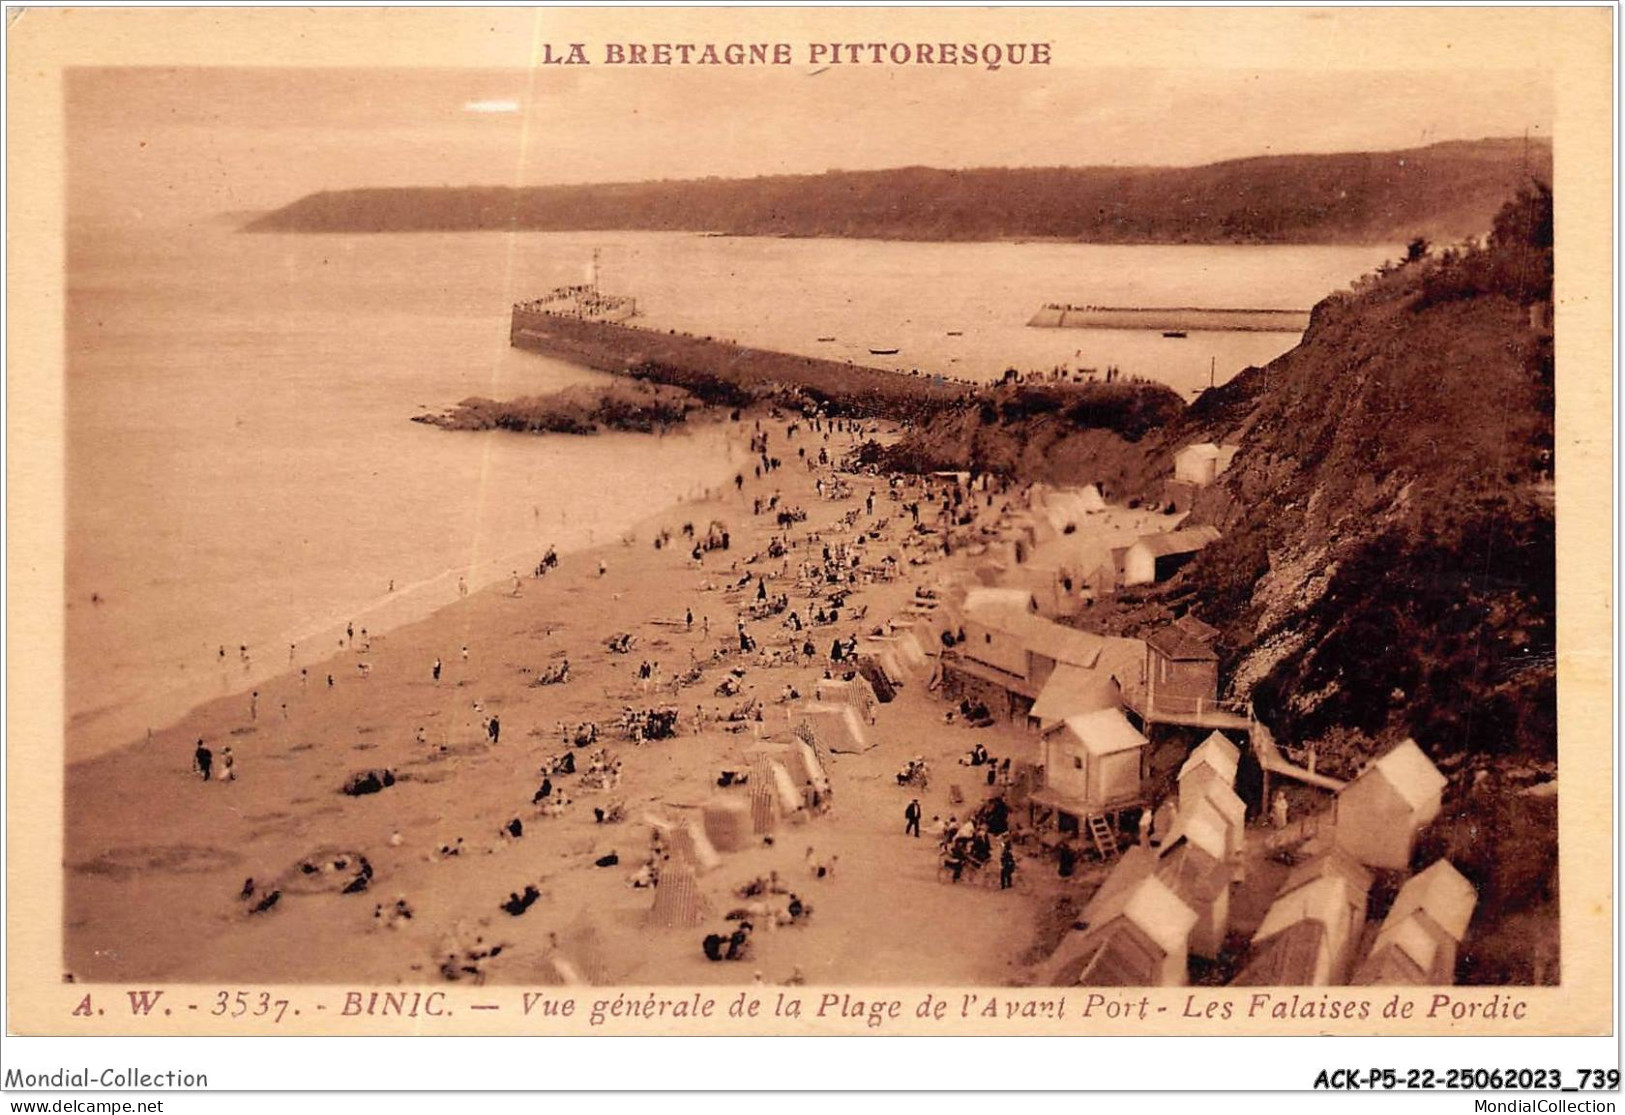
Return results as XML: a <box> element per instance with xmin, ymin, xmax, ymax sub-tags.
<box><xmin>1171</xmin><ymin>184</ymin><xmax>1555</xmax><ymax>772</ymax></box>
<box><xmin>247</xmin><ymin>138</ymin><xmax>1548</xmax><ymax>246</ymax></box>
<box><xmin>894</xmin><ymin>187</ymin><xmax>1556</xmax><ymax>772</ymax></box>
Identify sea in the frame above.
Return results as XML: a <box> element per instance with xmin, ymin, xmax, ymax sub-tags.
<box><xmin>64</xmin><ymin>224</ymin><xmax>1392</xmax><ymax>760</ymax></box>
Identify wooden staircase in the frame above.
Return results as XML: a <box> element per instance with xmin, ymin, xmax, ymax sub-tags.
<box><xmin>1085</xmin><ymin>814</ymin><xmax>1119</xmax><ymax>862</ymax></box>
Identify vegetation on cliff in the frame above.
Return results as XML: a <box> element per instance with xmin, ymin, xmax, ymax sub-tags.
<box><xmin>412</xmin><ymin>381</ymin><xmax>698</xmax><ymax>435</ymax></box>
<box><xmin>883</xmin><ymin>184</ymin><xmax>1558</xmax><ymax>980</ymax></box>
<box><xmin>865</xmin><ymin>380</ymin><xmax>1184</xmax><ymax>497</ymax></box>
<box><xmin>248</xmin><ymin>138</ymin><xmax>1547</xmax><ymax>246</ymax></box>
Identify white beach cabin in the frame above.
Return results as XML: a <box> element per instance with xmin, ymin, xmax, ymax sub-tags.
<box><xmin>1334</xmin><ymin>739</ymin><xmax>1448</xmax><ymax>870</ymax></box>
<box><xmin>1351</xmin><ymin>859</ymin><xmax>1478</xmax><ymax>985</ymax></box>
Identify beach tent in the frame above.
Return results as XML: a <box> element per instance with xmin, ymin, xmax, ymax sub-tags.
<box><xmin>1041</xmin><ymin>487</ymin><xmax>1107</xmax><ymax>536</ymax></box>
<box><xmin>702</xmin><ymin>798</ymin><xmax>752</xmax><ymax>854</ymax></box>
<box><xmin>748</xmin><ymin>780</ymin><xmax>779</xmax><ymax>836</ymax></box>
<box><xmin>679</xmin><ymin>819</ymin><xmax>722</xmax><ymax>873</ymax></box>
<box><xmin>815</xmin><ymin>676</ymin><xmax>879</xmax><ymax>723</ymax></box>
<box><xmin>1334</xmin><ymin>739</ymin><xmax>1448</xmax><ymax>870</ymax></box>
<box><xmin>648</xmin><ymin>816</ymin><xmax>722</xmax><ymax>874</ymax></box>
<box><xmin>963</xmin><ymin>586</ymin><xmax>1039</xmax><ymax>616</ymax></box>
<box><xmin>895</xmin><ymin>631</ymin><xmax>930</xmax><ymax>672</ymax></box>
<box><xmin>857</xmin><ymin>643</ymin><xmax>905</xmax><ymax>691</ymax></box>
<box><xmin>540</xmin><ymin>917</ymin><xmax>613</xmax><ymax>985</ymax></box>
<box><xmin>791</xmin><ymin>702</ymin><xmax>872</xmax><ymax>755</ymax></box>
<box><xmin>748</xmin><ymin>756</ymin><xmax>804</xmax><ymax>820</ymax></box>
<box><xmin>794</xmin><ymin>739</ymin><xmax>831</xmax><ymax>796</ymax></box>
<box><xmin>645</xmin><ymin>862</ymin><xmax>711</xmax><ymax>929</ymax></box>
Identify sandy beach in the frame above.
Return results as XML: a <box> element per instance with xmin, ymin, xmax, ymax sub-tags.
<box><xmin>61</xmin><ymin>412</ymin><xmax>1167</xmax><ymax>988</ymax></box>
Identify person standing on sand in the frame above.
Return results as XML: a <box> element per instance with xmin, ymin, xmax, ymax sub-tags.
<box><xmin>289</xmin><ymin>643</ymin><xmax>296</xmax><ymax>664</ymax></box>
<box><xmin>249</xmin><ymin>691</ymin><xmax>259</xmax><ymax>721</ymax></box>
<box><xmin>461</xmin><ymin>645</ymin><xmax>469</xmax><ymax>665</ymax></box>
<box><xmin>1000</xmin><ymin>840</ymin><xmax>1017</xmax><ymax>890</ymax></box>
<box><xmin>194</xmin><ymin>739</ymin><xmax>213</xmax><ymax>782</ymax></box>
<box><xmin>327</xmin><ymin>673</ymin><xmax>335</xmax><ymax>689</ymax></box>
<box><xmin>432</xmin><ymin>658</ymin><xmax>442</xmax><ymax>683</ymax></box>
<box><xmin>686</xmin><ymin>608</ymin><xmax>693</xmax><ymax>632</ymax></box>
<box><xmin>346</xmin><ymin>622</ymin><xmax>354</xmax><ymax>647</ymax></box>
<box><xmin>904</xmin><ymin>799</ymin><xmax>922</xmax><ymax>838</ymax></box>
<box><xmin>458</xmin><ymin>575</ymin><xmax>468</xmax><ymax>599</ymax></box>
<box><xmin>217</xmin><ymin>747</ymin><xmax>236</xmax><ymax>782</ymax></box>
<box><xmin>488</xmin><ymin>715</ymin><xmax>501</xmax><ymax>745</ymax></box>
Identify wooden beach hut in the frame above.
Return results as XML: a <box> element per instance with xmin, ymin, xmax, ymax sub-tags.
<box><xmin>1351</xmin><ymin>859</ymin><xmax>1477</xmax><ymax>986</ymax></box>
<box><xmin>1334</xmin><ymin>739</ymin><xmax>1447</xmax><ymax>870</ymax></box>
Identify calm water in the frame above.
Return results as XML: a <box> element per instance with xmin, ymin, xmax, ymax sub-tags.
<box><xmin>65</xmin><ymin>226</ymin><xmax>1390</xmax><ymax>758</ymax></box>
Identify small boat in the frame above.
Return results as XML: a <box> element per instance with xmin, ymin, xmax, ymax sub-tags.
<box><xmin>869</xmin><ymin>347</ymin><xmax>900</xmax><ymax>356</ymax></box>
<box><xmin>946</xmin><ymin>330</ymin><xmax>963</xmax><ymax>337</ymax></box>
<box><xmin>816</xmin><ymin>336</ymin><xmax>836</xmax><ymax>343</ymax></box>
<box><xmin>1162</xmin><ymin>331</ymin><xmax>1188</xmax><ymax>339</ymax></box>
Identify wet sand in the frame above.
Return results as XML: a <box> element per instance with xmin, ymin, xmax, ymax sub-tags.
<box><xmin>63</xmin><ymin>415</ymin><xmax>1160</xmax><ymax>987</ymax></box>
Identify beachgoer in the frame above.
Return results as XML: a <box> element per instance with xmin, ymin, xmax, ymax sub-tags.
<box><xmin>249</xmin><ymin>691</ymin><xmax>258</xmax><ymax>721</ymax></box>
<box><xmin>217</xmin><ymin>747</ymin><xmax>236</xmax><ymax>782</ymax></box>
<box><xmin>1000</xmin><ymin>841</ymin><xmax>1017</xmax><ymax>889</ymax></box>
<box><xmin>685</xmin><ymin>608</ymin><xmax>693</xmax><ymax>631</ymax></box>
<box><xmin>432</xmin><ymin>658</ymin><xmax>442</xmax><ymax>683</ymax></box>
<box><xmin>346</xmin><ymin>622</ymin><xmax>354</xmax><ymax>646</ymax></box>
<box><xmin>461</xmin><ymin>645</ymin><xmax>469</xmax><ymax>664</ymax></box>
<box><xmin>488</xmin><ymin>715</ymin><xmax>501</xmax><ymax>745</ymax></box>
<box><xmin>327</xmin><ymin>673</ymin><xmax>335</xmax><ymax>689</ymax></box>
<box><xmin>194</xmin><ymin>739</ymin><xmax>213</xmax><ymax>782</ymax></box>
<box><xmin>300</xmin><ymin>668</ymin><xmax>308</xmax><ymax>688</ymax></box>
<box><xmin>904</xmin><ymin>798</ymin><xmax>922</xmax><ymax>838</ymax></box>
<box><xmin>1271</xmin><ymin>789</ymin><xmax>1290</xmax><ymax>830</ymax></box>
<box><xmin>458</xmin><ymin>576</ymin><xmax>468</xmax><ymax>599</ymax></box>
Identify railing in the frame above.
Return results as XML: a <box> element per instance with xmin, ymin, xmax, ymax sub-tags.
<box><xmin>1119</xmin><ymin>684</ymin><xmax>1251</xmax><ymax>724</ymax></box>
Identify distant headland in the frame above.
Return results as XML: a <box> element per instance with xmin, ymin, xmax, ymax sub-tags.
<box><xmin>245</xmin><ymin>137</ymin><xmax>1548</xmax><ymax>246</ymax></box>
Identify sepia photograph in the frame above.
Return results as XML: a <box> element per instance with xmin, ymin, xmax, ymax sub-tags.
<box><xmin>5</xmin><ymin>5</ymin><xmax>1614</xmax><ymax>1050</ymax></box>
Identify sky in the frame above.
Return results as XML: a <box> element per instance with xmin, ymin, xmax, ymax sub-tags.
<box><xmin>56</xmin><ymin>8</ymin><xmax>1561</xmax><ymax>226</ymax></box>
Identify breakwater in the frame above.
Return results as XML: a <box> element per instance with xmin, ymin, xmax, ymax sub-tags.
<box><xmin>1028</xmin><ymin>304</ymin><xmax>1311</xmax><ymax>333</ymax></box>
<box><xmin>510</xmin><ymin>307</ymin><xmax>971</xmax><ymax>421</ymax></box>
